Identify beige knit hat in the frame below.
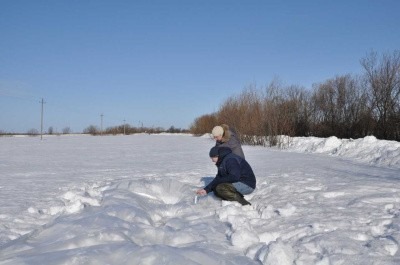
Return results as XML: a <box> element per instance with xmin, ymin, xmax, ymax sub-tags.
<box><xmin>211</xmin><ymin>126</ymin><xmax>224</xmax><ymax>137</ymax></box>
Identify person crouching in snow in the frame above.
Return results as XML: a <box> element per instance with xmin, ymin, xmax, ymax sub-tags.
<box><xmin>196</xmin><ymin>146</ymin><xmax>256</xmax><ymax>205</ymax></box>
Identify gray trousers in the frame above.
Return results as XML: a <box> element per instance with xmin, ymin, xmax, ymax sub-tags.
<box><xmin>232</xmin><ymin>182</ymin><xmax>254</xmax><ymax>195</ymax></box>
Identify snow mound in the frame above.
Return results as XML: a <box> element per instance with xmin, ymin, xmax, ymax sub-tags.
<box><xmin>289</xmin><ymin>136</ymin><xmax>400</xmax><ymax>168</ymax></box>
<box><xmin>261</xmin><ymin>240</ymin><xmax>296</xmax><ymax>265</ymax></box>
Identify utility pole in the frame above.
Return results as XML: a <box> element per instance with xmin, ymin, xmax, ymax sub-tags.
<box><xmin>123</xmin><ymin>119</ymin><xmax>126</xmax><ymax>135</ymax></box>
<box><xmin>100</xmin><ymin>113</ymin><xmax>104</xmax><ymax>136</ymax></box>
<box><xmin>139</xmin><ymin>121</ymin><xmax>143</xmax><ymax>131</ymax></box>
<box><xmin>40</xmin><ymin>98</ymin><xmax>46</xmax><ymax>140</ymax></box>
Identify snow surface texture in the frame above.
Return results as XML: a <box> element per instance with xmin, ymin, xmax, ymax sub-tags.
<box><xmin>0</xmin><ymin>134</ymin><xmax>399</xmax><ymax>265</ymax></box>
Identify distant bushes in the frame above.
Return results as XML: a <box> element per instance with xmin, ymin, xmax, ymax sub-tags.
<box><xmin>190</xmin><ymin>114</ymin><xmax>218</xmax><ymax>136</ymax></box>
<box><xmin>0</xmin><ymin>125</ymin><xmax>187</xmax><ymax>137</ymax></box>
<box><xmin>82</xmin><ymin>124</ymin><xmax>188</xmax><ymax>136</ymax></box>
<box><xmin>190</xmin><ymin>50</ymin><xmax>400</xmax><ymax>145</ymax></box>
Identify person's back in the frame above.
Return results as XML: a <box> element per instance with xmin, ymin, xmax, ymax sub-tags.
<box><xmin>212</xmin><ymin>124</ymin><xmax>245</xmax><ymax>159</ymax></box>
<box><xmin>217</xmin><ymin>150</ymin><xmax>256</xmax><ymax>191</ymax></box>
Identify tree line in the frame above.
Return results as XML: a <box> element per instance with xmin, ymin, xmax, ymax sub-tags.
<box><xmin>0</xmin><ymin>125</ymin><xmax>187</xmax><ymax>136</ymax></box>
<box><xmin>190</xmin><ymin>51</ymin><xmax>400</xmax><ymax>145</ymax></box>
<box><xmin>83</xmin><ymin>124</ymin><xmax>188</xmax><ymax>135</ymax></box>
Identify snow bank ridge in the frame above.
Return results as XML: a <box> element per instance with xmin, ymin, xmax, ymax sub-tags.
<box><xmin>289</xmin><ymin>136</ymin><xmax>400</xmax><ymax>168</ymax></box>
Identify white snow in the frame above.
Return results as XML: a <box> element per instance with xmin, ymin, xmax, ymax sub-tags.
<box><xmin>0</xmin><ymin>134</ymin><xmax>400</xmax><ymax>264</ymax></box>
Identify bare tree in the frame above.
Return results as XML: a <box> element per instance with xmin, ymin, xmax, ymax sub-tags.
<box><xmin>262</xmin><ymin>80</ymin><xmax>295</xmax><ymax>146</ymax></box>
<box><xmin>62</xmin><ymin>127</ymin><xmax>71</xmax><ymax>134</ymax></box>
<box><xmin>189</xmin><ymin>114</ymin><xmax>218</xmax><ymax>135</ymax></box>
<box><xmin>83</xmin><ymin>125</ymin><xmax>99</xmax><ymax>135</ymax></box>
<box><xmin>287</xmin><ymin>85</ymin><xmax>312</xmax><ymax>136</ymax></box>
<box><xmin>361</xmin><ymin>50</ymin><xmax>400</xmax><ymax>139</ymax></box>
<box><xmin>27</xmin><ymin>128</ymin><xmax>39</xmax><ymax>136</ymax></box>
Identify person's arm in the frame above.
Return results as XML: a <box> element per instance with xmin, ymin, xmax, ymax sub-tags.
<box><xmin>203</xmin><ymin>158</ymin><xmax>241</xmax><ymax>193</ymax></box>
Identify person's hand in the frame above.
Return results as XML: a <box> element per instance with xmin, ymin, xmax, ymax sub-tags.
<box><xmin>196</xmin><ymin>189</ymin><xmax>207</xmax><ymax>196</ymax></box>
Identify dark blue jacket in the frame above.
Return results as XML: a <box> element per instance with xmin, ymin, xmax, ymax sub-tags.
<box><xmin>205</xmin><ymin>147</ymin><xmax>256</xmax><ymax>193</ymax></box>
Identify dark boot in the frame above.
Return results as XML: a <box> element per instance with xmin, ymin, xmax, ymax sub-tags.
<box><xmin>214</xmin><ymin>183</ymin><xmax>251</xmax><ymax>206</ymax></box>
<box><xmin>235</xmin><ymin>191</ymin><xmax>251</xmax><ymax>206</ymax></box>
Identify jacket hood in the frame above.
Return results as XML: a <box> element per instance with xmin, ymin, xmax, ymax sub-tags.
<box><xmin>216</xmin><ymin>147</ymin><xmax>232</xmax><ymax>165</ymax></box>
<box><xmin>218</xmin><ymin>146</ymin><xmax>232</xmax><ymax>157</ymax></box>
<box><xmin>220</xmin><ymin>124</ymin><xmax>231</xmax><ymax>143</ymax></box>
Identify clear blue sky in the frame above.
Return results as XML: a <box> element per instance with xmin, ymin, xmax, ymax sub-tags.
<box><xmin>1</xmin><ymin>0</ymin><xmax>399</xmax><ymax>133</ymax></box>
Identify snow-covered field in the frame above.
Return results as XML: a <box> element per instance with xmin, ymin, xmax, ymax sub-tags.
<box><xmin>0</xmin><ymin>134</ymin><xmax>399</xmax><ymax>265</ymax></box>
